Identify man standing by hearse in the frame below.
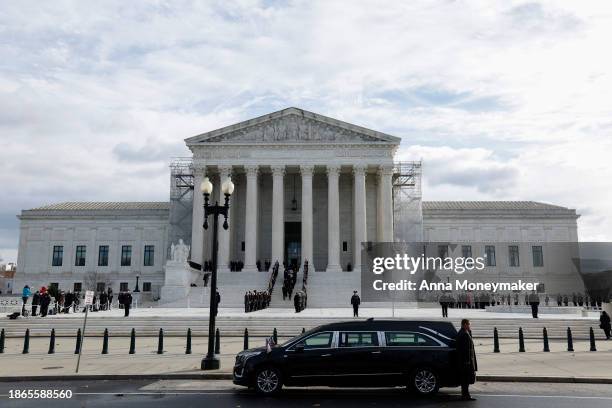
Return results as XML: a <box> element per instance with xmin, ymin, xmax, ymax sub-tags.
<box><xmin>456</xmin><ymin>318</ymin><xmax>478</xmax><ymax>401</ymax></box>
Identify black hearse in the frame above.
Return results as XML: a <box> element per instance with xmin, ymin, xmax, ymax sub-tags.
<box><xmin>233</xmin><ymin>319</ymin><xmax>461</xmax><ymax>395</ymax></box>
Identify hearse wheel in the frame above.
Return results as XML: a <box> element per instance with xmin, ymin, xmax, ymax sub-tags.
<box><xmin>254</xmin><ymin>367</ymin><xmax>282</xmax><ymax>395</ymax></box>
<box><xmin>410</xmin><ymin>367</ymin><xmax>439</xmax><ymax>396</ymax></box>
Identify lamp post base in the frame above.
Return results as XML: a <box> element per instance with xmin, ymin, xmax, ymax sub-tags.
<box><xmin>201</xmin><ymin>356</ymin><xmax>220</xmax><ymax>370</ymax></box>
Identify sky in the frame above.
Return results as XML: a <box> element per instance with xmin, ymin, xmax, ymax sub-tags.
<box><xmin>1</xmin><ymin>0</ymin><xmax>612</xmax><ymax>263</ymax></box>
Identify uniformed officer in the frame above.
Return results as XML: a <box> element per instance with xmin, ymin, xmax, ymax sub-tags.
<box><xmin>350</xmin><ymin>290</ymin><xmax>361</xmax><ymax>317</ymax></box>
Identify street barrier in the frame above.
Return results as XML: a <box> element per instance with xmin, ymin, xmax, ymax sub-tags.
<box><xmin>157</xmin><ymin>328</ymin><xmax>164</xmax><ymax>355</ymax></box>
<box><xmin>129</xmin><ymin>328</ymin><xmax>136</xmax><ymax>354</ymax></box>
<box><xmin>0</xmin><ymin>328</ymin><xmax>5</xmax><ymax>354</ymax></box>
<box><xmin>243</xmin><ymin>328</ymin><xmax>249</xmax><ymax>350</ymax></box>
<box><xmin>273</xmin><ymin>328</ymin><xmax>278</xmax><ymax>344</ymax></box>
<box><xmin>22</xmin><ymin>328</ymin><xmax>29</xmax><ymax>354</ymax></box>
<box><xmin>302</xmin><ymin>327</ymin><xmax>305</xmax><ymax>334</ymax></box>
<box><xmin>215</xmin><ymin>328</ymin><xmax>220</xmax><ymax>354</ymax></box>
<box><xmin>48</xmin><ymin>328</ymin><xmax>55</xmax><ymax>354</ymax></box>
<box><xmin>567</xmin><ymin>327</ymin><xmax>574</xmax><ymax>352</ymax></box>
<box><xmin>493</xmin><ymin>327</ymin><xmax>500</xmax><ymax>353</ymax></box>
<box><xmin>589</xmin><ymin>327</ymin><xmax>597</xmax><ymax>351</ymax></box>
<box><xmin>543</xmin><ymin>328</ymin><xmax>550</xmax><ymax>352</ymax></box>
<box><xmin>101</xmin><ymin>328</ymin><xmax>109</xmax><ymax>354</ymax></box>
<box><xmin>519</xmin><ymin>327</ymin><xmax>525</xmax><ymax>352</ymax></box>
<box><xmin>186</xmin><ymin>328</ymin><xmax>192</xmax><ymax>355</ymax></box>
<box><xmin>75</xmin><ymin>328</ymin><xmax>82</xmax><ymax>354</ymax></box>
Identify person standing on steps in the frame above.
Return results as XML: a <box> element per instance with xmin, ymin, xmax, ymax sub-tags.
<box><xmin>351</xmin><ymin>290</ymin><xmax>361</xmax><ymax>317</ymax></box>
<box><xmin>21</xmin><ymin>285</ymin><xmax>31</xmax><ymax>316</ymax></box>
<box><xmin>456</xmin><ymin>318</ymin><xmax>478</xmax><ymax>401</ymax></box>
<box><xmin>123</xmin><ymin>290</ymin><xmax>132</xmax><ymax>317</ymax></box>
<box><xmin>600</xmin><ymin>310</ymin><xmax>611</xmax><ymax>340</ymax></box>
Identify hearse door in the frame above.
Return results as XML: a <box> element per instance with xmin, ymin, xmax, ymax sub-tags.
<box><xmin>333</xmin><ymin>331</ymin><xmax>386</xmax><ymax>386</ymax></box>
<box><xmin>285</xmin><ymin>331</ymin><xmax>338</xmax><ymax>385</ymax></box>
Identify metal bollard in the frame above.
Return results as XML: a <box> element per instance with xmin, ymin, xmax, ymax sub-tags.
<box><xmin>518</xmin><ymin>327</ymin><xmax>525</xmax><ymax>352</ymax></box>
<box><xmin>75</xmin><ymin>328</ymin><xmax>82</xmax><ymax>354</ymax></box>
<box><xmin>273</xmin><ymin>328</ymin><xmax>278</xmax><ymax>344</ymax></box>
<box><xmin>589</xmin><ymin>327</ymin><xmax>597</xmax><ymax>351</ymax></box>
<box><xmin>48</xmin><ymin>328</ymin><xmax>56</xmax><ymax>354</ymax></box>
<box><xmin>567</xmin><ymin>327</ymin><xmax>574</xmax><ymax>352</ymax></box>
<box><xmin>101</xmin><ymin>328</ymin><xmax>109</xmax><ymax>354</ymax></box>
<box><xmin>129</xmin><ymin>328</ymin><xmax>136</xmax><ymax>354</ymax></box>
<box><xmin>215</xmin><ymin>328</ymin><xmax>220</xmax><ymax>354</ymax></box>
<box><xmin>0</xmin><ymin>328</ymin><xmax>5</xmax><ymax>354</ymax></box>
<box><xmin>302</xmin><ymin>327</ymin><xmax>305</xmax><ymax>334</ymax></box>
<box><xmin>186</xmin><ymin>328</ymin><xmax>192</xmax><ymax>355</ymax></box>
<box><xmin>22</xmin><ymin>329</ymin><xmax>30</xmax><ymax>354</ymax></box>
<box><xmin>543</xmin><ymin>328</ymin><xmax>550</xmax><ymax>352</ymax></box>
<box><xmin>157</xmin><ymin>328</ymin><xmax>164</xmax><ymax>355</ymax></box>
<box><xmin>493</xmin><ymin>327</ymin><xmax>500</xmax><ymax>353</ymax></box>
<box><xmin>243</xmin><ymin>328</ymin><xmax>249</xmax><ymax>351</ymax></box>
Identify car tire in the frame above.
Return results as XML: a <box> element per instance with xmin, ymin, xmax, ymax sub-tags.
<box><xmin>410</xmin><ymin>367</ymin><xmax>439</xmax><ymax>396</ymax></box>
<box><xmin>254</xmin><ymin>366</ymin><xmax>283</xmax><ymax>395</ymax></box>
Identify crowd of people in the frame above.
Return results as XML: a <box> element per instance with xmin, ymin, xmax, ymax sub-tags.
<box><xmin>437</xmin><ymin>291</ymin><xmax>609</xmax><ymax>310</ymax></box>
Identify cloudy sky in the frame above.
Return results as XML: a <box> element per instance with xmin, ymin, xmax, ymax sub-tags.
<box><xmin>1</xmin><ymin>0</ymin><xmax>612</xmax><ymax>263</ymax></box>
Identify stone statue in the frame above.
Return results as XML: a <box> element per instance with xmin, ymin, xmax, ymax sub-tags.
<box><xmin>171</xmin><ymin>239</ymin><xmax>190</xmax><ymax>262</ymax></box>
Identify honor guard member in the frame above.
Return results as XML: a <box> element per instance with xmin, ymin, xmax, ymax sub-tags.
<box><xmin>351</xmin><ymin>290</ymin><xmax>361</xmax><ymax>317</ymax></box>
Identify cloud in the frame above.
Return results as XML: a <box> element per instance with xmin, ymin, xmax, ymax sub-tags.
<box><xmin>1</xmin><ymin>0</ymin><xmax>612</xmax><ymax>262</ymax></box>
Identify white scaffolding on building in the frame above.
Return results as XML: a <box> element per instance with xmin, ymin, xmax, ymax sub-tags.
<box><xmin>392</xmin><ymin>161</ymin><xmax>423</xmax><ymax>243</ymax></box>
<box><xmin>168</xmin><ymin>157</ymin><xmax>194</xmax><ymax>258</ymax></box>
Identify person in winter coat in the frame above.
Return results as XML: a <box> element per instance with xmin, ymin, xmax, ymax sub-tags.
<box><xmin>350</xmin><ymin>291</ymin><xmax>361</xmax><ymax>317</ymax></box>
<box><xmin>456</xmin><ymin>319</ymin><xmax>478</xmax><ymax>401</ymax></box>
<box><xmin>31</xmin><ymin>291</ymin><xmax>40</xmax><ymax>316</ymax></box>
<box><xmin>21</xmin><ymin>285</ymin><xmax>31</xmax><ymax>316</ymax></box>
<box><xmin>600</xmin><ymin>311</ymin><xmax>611</xmax><ymax>340</ymax></box>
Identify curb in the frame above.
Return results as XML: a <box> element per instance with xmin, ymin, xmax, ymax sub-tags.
<box><xmin>1</xmin><ymin>373</ymin><xmax>611</xmax><ymax>384</ymax></box>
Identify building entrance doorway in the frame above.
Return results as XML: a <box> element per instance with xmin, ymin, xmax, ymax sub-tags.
<box><xmin>284</xmin><ymin>222</ymin><xmax>301</xmax><ymax>269</ymax></box>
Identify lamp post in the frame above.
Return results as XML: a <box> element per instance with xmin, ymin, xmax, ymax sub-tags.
<box><xmin>201</xmin><ymin>175</ymin><xmax>234</xmax><ymax>370</ymax></box>
<box><xmin>134</xmin><ymin>275</ymin><xmax>140</xmax><ymax>292</ymax></box>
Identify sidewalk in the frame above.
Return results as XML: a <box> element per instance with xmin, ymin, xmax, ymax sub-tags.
<box><xmin>0</xmin><ymin>335</ymin><xmax>611</xmax><ymax>381</ymax></box>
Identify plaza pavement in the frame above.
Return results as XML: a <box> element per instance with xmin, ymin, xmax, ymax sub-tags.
<box><xmin>0</xmin><ymin>334</ymin><xmax>611</xmax><ymax>382</ymax></box>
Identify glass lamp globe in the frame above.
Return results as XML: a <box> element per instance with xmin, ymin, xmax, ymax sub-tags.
<box><xmin>221</xmin><ymin>178</ymin><xmax>235</xmax><ymax>195</ymax></box>
<box><xmin>200</xmin><ymin>177</ymin><xmax>213</xmax><ymax>195</ymax></box>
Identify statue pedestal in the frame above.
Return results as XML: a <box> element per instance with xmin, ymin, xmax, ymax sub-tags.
<box><xmin>160</xmin><ymin>260</ymin><xmax>191</xmax><ymax>302</ymax></box>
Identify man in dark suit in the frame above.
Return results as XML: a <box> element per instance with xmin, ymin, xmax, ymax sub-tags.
<box><xmin>350</xmin><ymin>291</ymin><xmax>360</xmax><ymax>317</ymax></box>
<box><xmin>456</xmin><ymin>318</ymin><xmax>477</xmax><ymax>401</ymax></box>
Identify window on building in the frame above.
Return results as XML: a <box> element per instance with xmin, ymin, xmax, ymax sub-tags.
<box><xmin>462</xmin><ymin>245</ymin><xmax>472</xmax><ymax>258</ymax></box>
<box><xmin>438</xmin><ymin>245</ymin><xmax>449</xmax><ymax>258</ymax></box>
<box><xmin>50</xmin><ymin>282</ymin><xmax>59</xmax><ymax>291</ymax></box>
<box><xmin>96</xmin><ymin>282</ymin><xmax>105</xmax><ymax>292</ymax></box>
<box><xmin>73</xmin><ymin>282</ymin><xmax>82</xmax><ymax>293</ymax></box>
<box><xmin>241</xmin><ymin>241</ymin><xmax>245</xmax><ymax>251</ymax></box>
<box><xmin>121</xmin><ymin>245</ymin><xmax>132</xmax><ymax>266</ymax></box>
<box><xmin>120</xmin><ymin>282</ymin><xmax>129</xmax><ymax>292</ymax></box>
<box><xmin>532</xmin><ymin>246</ymin><xmax>544</xmax><ymax>267</ymax></box>
<box><xmin>485</xmin><ymin>245</ymin><xmax>496</xmax><ymax>266</ymax></box>
<box><xmin>343</xmin><ymin>241</ymin><xmax>348</xmax><ymax>252</ymax></box>
<box><xmin>52</xmin><ymin>245</ymin><xmax>63</xmax><ymax>266</ymax></box>
<box><xmin>143</xmin><ymin>282</ymin><xmax>152</xmax><ymax>292</ymax></box>
<box><xmin>509</xmin><ymin>245</ymin><xmax>520</xmax><ymax>267</ymax></box>
<box><xmin>143</xmin><ymin>245</ymin><xmax>155</xmax><ymax>266</ymax></box>
<box><xmin>98</xmin><ymin>245</ymin><xmax>109</xmax><ymax>267</ymax></box>
<box><xmin>75</xmin><ymin>245</ymin><xmax>86</xmax><ymax>266</ymax></box>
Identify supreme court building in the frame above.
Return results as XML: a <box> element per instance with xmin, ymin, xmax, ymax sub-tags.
<box><xmin>14</xmin><ymin>108</ymin><xmax>580</xmax><ymax>306</ymax></box>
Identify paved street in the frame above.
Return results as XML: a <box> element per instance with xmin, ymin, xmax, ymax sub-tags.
<box><xmin>1</xmin><ymin>380</ymin><xmax>612</xmax><ymax>407</ymax></box>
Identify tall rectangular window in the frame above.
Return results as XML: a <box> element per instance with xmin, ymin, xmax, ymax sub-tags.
<box><xmin>120</xmin><ymin>282</ymin><xmax>128</xmax><ymax>291</ymax></box>
<box><xmin>437</xmin><ymin>245</ymin><xmax>449</xmax><ymax>258</ymax></box>
<box><xmin>461</xmin><ymin>245</ymin><xmax>472</xmax><ymax>258</ymax></box>
<box><xmin>96</xmin><ymin>282</ymin><xmax>106</xmax><ymax>292</ymax></box>
<box><xmin>509</xmin><ymin>245</ymin><xmax>520</xmax><ymax>267</ymax></box>
<box><xmin>485</xmin><ymin>245</ymin><xmax>496</xmax><ymax>266</ymax></box>
<box><xmin>143</xmin><ymin>282</ymin><xmax>152</xmax><ymax>292</ymax></box>
<box><xmin>52</xmin><ymin>245</ymin><xmax>63</xmax><ymax>266</ymax></box>
<box><xmin>98</xmin><ymin>245</ymin><xmax>109</xmax><ymax>266</ymax></box>
<box><xmin>121</xmin><ymin>245</ymin><xmax>132</xmax><ymax>266</ymax></box>
<box><xmin>532</xmin><ymin>246</ymin><xmax>544</xmax><ymax>267</ymax></box>
<box><xmin>75</xmin><ymin>245</ymin><xmax>86</xmax><ymax>266</ymax></box>
<box><xmin>143</xmin><ymin>245</ymin><xmax>155</xmax><ymax>266</ymax></box>
<box><xmin>73</xmin><ymin>282</ymin><xmax>82</xmax><ymax>293</ymax></box>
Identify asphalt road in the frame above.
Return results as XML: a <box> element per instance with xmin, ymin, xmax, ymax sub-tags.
<box><xmin>1</xmin><ymin>380</ymin><xmax>612</xmax><ymax>407</ymax></box>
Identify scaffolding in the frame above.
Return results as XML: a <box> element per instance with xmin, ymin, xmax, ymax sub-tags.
<box><xmin>168</xmin><ymin>157</ymin><xmax>194</xmax><ymax>258</ymax></box>
<box><xmin>392</xmin><ymin>161</ymin><xmax>423</xmax><ymax>242</ymax></box>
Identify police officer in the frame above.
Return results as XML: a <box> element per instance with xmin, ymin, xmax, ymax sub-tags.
<box><xmin>123</xmin><ymin>291</ymin><xmax>132</xmax><ymax>317</ymax></box>
<box><xmin>351</xmin><ymin>290</ymin><xmax>360</xmax><ymax>317</ymax></box>
<box><xmin>456</xmin><ymin>319</ymin><xmax>477</xmax><ymax>401</ymax></box>
<box><xmin>528</xmin><ymin>290</ymin><xmax>540</xmax><ymax>318</ymax></box>
<box><xmin>439</xmin><ymin>292</ymin><xmax>449</xmax><ymax>317</ymax></box>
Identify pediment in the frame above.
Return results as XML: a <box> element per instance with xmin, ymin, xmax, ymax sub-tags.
<box><xmin>186</xmin><ymin>107</ymin><xmax>400</xmax><ymax>145</ymax></box>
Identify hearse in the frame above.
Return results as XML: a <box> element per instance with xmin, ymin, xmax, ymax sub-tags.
<box><xmin>233</xmin><ymin>319</ymin><xmax>461</xmax><ymax>395</ymax></box>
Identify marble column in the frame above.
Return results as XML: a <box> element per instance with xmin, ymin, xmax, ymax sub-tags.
<box><xmin>353</xmin><ymin>164</ymin><xmax>367</xmax><ymax>271</ymax></box>
<box><xmin>190</xmin><ymin>168</ymin><xmax>205</xmax><ymax>266</ymax></box>
<box><xmin>217</xmin><ymin>166</ymin><xmax>232</xmax><ymax>272</ymax></box>
<box><xmin>271</xmin><ymin>165</ymin><xmax>285</xmax><ymax>265</ymax></box>
<box><xmin>301</xmin><ymin>165</ymin><xmax>314</xmax><ymax>270</ymax></box>
<box><xmin>326</xmin><ymin>165</ymin><xmax>342</xmax><ymax>272</ymax></box>
<box><xmin>377</xmin><ymin>164</ymin><xmax>394</xmax><ymax>242</ymax></box>
<box><xmin>244</xmin><ymin>165</ymin><xmax>259</xmax><ymax>271</ymax></box>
